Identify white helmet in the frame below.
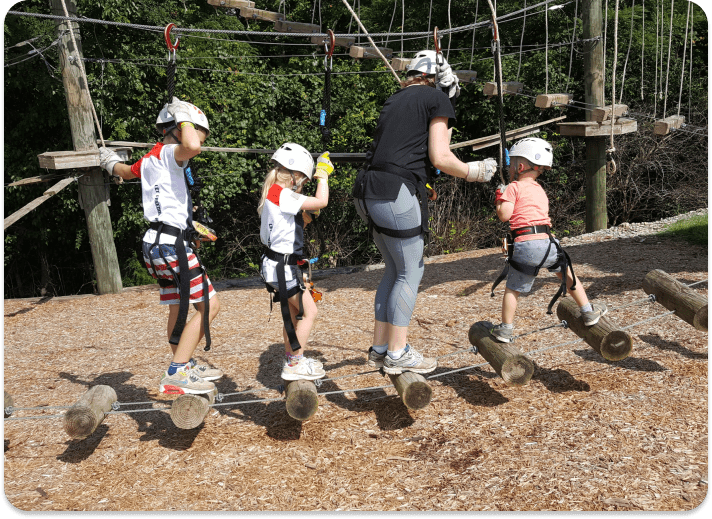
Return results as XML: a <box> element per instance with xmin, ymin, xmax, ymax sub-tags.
<box><xmin>156</xmin><ymin>101</ymin><xmax>210</xmax><ymax>136</ymax></box>
<box><xmin>271</xmin><ymin>143</ymin><xmax>315</xmax><ymax>179</ymax></box>
<box><xmin>406</xmin><ymin>49</ymin><xmax>447</xmax><ymax>76</ymax></box>
<box><xmin>509</xmin><ymin>137</ymin><xmax>553</xmax><ymax>169</ymax></box>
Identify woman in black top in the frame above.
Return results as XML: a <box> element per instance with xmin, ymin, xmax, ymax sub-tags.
<box><xmin>353</xmin><ymin>49</ymin><xmax>496</xmax><ymax>375</ymax></box>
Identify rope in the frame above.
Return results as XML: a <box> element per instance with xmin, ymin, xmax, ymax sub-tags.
<box><xmin>607</xmin><ymin>0</ymin><xmax>620</xmax><ymax>174</ymax></box>
<box><xmin>337</xmin><ymin>0</ymin><xmax>400</xmax><ymax>83</ymax></box>
<box><xmin>688</xmin><ymin>4</ymin><xmax>693</xmax><ymax>123</ymax></box>
<box><xmin>564</xmin><ymin>0</ymin><xmax>576</xmax><ymax>93</ymax></box>
<box><xmin>470</xmin><ymin>0</ymin><xmax>480</xmax><ymax>68</ymax></box>
<box><xmin>545</xmin><ymin>1</ymin><xmax>549</xmax><ymax>93</ymax></box>
<box><xmin>603</xmin><ymin>0</ymin><xmax>608</xmax><ymax>102</ymax></box>
<box><xmin>677</xmin><ymin>1</ymin><xmax>691</xmax><ymax>117</ymax></box>
<box><xmin>486</xmin><ymin>0</ymin><xmax>509</xmax><ymax>185</ymax></box>
<box><xmin>618</xmin><ymin>0</ymin><xmax>636</xmax><ymax>104</ymax></box>
<box><xmin>662</xmin><ymin>0</ymin><xmax>675</xmax><ymax>118</ymax></box>
<box><xmin>654</xmin><ymin>0</ymin><xmax>660</xmax><ymax>116</ymax></box>
<box><xmin>57</xmin><ymin>0</ymin><xmax>105</xmax><ymax>147</ymax></box>
<box><xmin>516</xmin><ymin>0</ymin><xmax>526</xmax><ymax>81</ymax></box>
<box><xmin>640</xmin><ymin>0</ymin><xmax>645</xmax><ymax>100</ymax></box>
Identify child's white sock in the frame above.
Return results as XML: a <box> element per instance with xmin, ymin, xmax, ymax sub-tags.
<box><xmin>388</xmin><ymin>346</ymin><xmax>407</xmax><ymax>360</ymax></box>
<box><xmin>580</xmin><ymin>303</ymin><xmax>593</xmax><ymax>313</ymax></box>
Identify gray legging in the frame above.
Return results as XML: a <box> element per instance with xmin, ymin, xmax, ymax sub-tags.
<box><xmin>355</xmin><ymin>184</ymin><xmax>424</xmax><ymax>327</ymax></box>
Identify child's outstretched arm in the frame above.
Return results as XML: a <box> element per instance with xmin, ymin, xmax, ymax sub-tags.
<box><xmin>99</xmin><ymin>147</ymin><xmax>135</xmax><ymax>181</ymax></box>
<box><xmin>301</xmin><ymin>152</ymin><xmax>332</xmax><ymax>212</ymax></box>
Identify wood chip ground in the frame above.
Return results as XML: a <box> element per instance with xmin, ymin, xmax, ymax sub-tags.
<box><xmin>3</xmin><ymin>236</ymin><xmax>707</xmax><ymax>511</ymax></box>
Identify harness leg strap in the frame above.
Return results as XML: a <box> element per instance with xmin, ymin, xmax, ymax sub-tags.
<box><xmin>276</xmin><ymin>259</ymin><xmax>302</xmax><ymax>352</ymax></box>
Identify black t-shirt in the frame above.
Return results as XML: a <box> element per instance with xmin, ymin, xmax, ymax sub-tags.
<box><xmin>355</xmin><ymin>85</ymin><xmax>456</xmax><ymax>200</ymax></box>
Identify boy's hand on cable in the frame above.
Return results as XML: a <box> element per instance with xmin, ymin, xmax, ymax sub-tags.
<box><xmin>495</xmin><ymin>184</ymin><xmax>508</xmax><ymax>203</ymax></box>
<box><xmin>313</xmin><ymin>152</ymin><xmax>334</xmax><ymax>181</ymax></box>
<box><xmin>99</xmin><ymin>146</ymin><xmax>124</xmax><ymax>184</ymax></box>
<box><xmin>166</xmin><ymin>96</ymin><xmax>194</xmax><ymax>125</ymax></box>
<box><xmin>465</xmin><ymin>158</ymin><xmax>497</xmax><ymax>182</ymax></box>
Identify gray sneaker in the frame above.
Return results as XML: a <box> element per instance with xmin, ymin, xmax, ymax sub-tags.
<box><xmin>159</xmin><ymin>367</ymin><xmax>215</xmax><ymax>395</ymax></box>
<box><xmin>382</xmin><ymin>345</ymin><xmax>437</xmax><ymax>375</ymax></box>
<box><xmin>188</xmin><ymin>358</ymin><xmax>223</xmax><ymax>381</ymax></box>
<box><xmin>581</xmin><ymin>302</ymin><xmax>608</xmax><ymax>326</ymax></box>
<box><xmin>367</xmin><ymin>346</ymin><xmax>387</xmax><ymax>368</ymax></box>
<box><xmin>490</xmin><ymin>323</ymin><xmax>514</xmax><ymax>343</ymax></box>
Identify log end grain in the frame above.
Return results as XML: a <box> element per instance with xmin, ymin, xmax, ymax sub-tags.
<box><xmin>285</xmin><ymin>380</ymin><xmax>319</xmax><ymax>421</ymax></box>
<box><xmin>600</xmin><ymin>330</ymin><xmax>634</xmax><ymax>361</ymax></box>
<box><xmin>4</xmin><ymin>391</ymin><xmax>13</xmax><ymax>418</ymax></box>
<box><xmin>501</xmin><ymin>356</ymin><xmax>535</xmax><ymax>386</ymax></box>
<box><xmin>693</xmin><ymin>305</ymin><xmax>708</xmax><ymax>332</ymax></box>
<box><xmin>64</xmin><ymin>406</ymin><xmax>100</xmax><ymax>439</ymax></box>
<box><xmin>170</xmin><ymin>394</ymin><xmax>210</xmax><ymax>430</ymax></box>
<box><xmin>389</xmin><ymin>372</ymin><xmax>432</xmax><ymax>410</ymax></box>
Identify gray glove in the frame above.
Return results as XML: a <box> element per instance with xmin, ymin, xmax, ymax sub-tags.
<box><xmin>465</xmin><ymin>158</ymin><xmax>497</xmax><ymax>182</ymax></box>
<box><xmin>437</xmin><ymin>64</ymin><xmax>461</xmax><ymax>99</ymax></box>
<box><xmin>166</xmin><ymin>96</ymin><xmax>193</xmax><ymax>125</ymax></box>
<box><xmin>99</xmin><ymin>146</ymin><xmax>123</xmax><ymax>175</ymax></box>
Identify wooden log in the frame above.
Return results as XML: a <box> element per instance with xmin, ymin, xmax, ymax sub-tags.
<box><xmin>557</xmin><ymin>118</ymin><xmax>637</xmax><ymax>137</ymax></box>
<box><xmin>454</xmin><ymin>70</ymin><xmax>477</xmax><ymax>83</ymax></box>
<box><xmin>654</xmin><ymin>115</ymin><xmax>685</xmax><ymax>135</ymax></box>
<box><xmin>5</xmin><ymin>391</ymin><xmax>14</xmax><ymax>418</ymax></box>
<box><xmin>239</xmin><ymin>7</ymin><xmax>285</xmax><ymax>22</ymax></box>
<box><xmin>643</xmin><ymin>269</ymin><xmax>708</xmax><ymax>331</ymax></box>
<box><xmin>391</xmin><ymin>57</ymin><xmax>411</xmax><ymax>71</ymax></box>
<box><xmin>7</xmin><ymin>174</ymin><xmax>65</xmax><ymax>187</ymax></box>
<box><xmin>535</xmin><ymin>93</ymin><xmax>573</xmax><ymax>108</ymax></box>
<box><xmin>284</xmin><ymin>380</ymin><xmax>319</xmax><ymax>421</ymax></box>
<box><xmin>4</xmin><ymin>177</ymin><xmax>76</xmax><ymax>230</ymax></box>
<box><xmin>467</xmin><ymin>322</ymin><xmax>534</xmax><ymax>386</ymax></box>
<box><xmin>207</xmin><ymin>0</ymin><xmax>254</xmax><ymax>8</ymax></box>
<box><xmin>63</xmin><ymin>385</ymin><xmax>117</xmax><ymax>439</ymax></box>
<box><xmin>556</xmin><ymin>298</ymin><xmax>633</xmax><ymax>361</ymax></box>
<box><xmin>310</xmin><ymin>35</ymin><xmax>355</xmax><ymax>48</ymax></box>
<box><xmin>387</xmin><ymin>372</ymin><xmax>432</xmax><ymax>410</ymax></box>
<box><xmin>349</xmin><ymin>45</ymin><xmax>393</xmax><ymax>59</ymax></box>
<box><xmin>274</xmin><ymin>20</ymin><xmax>320</xmax><ymax>34</ymax></box>
<box><xmin>591</xmin><ymin>104</ymin><xmax>628</xmax><ymax>122</ymax></box>
<box><xmin>169</xmin><ymin>388</ymin><xmax>217</xmax><ymax>430</ymax></box>
<box><xmin>451</xmin><ymin>116</ymin><xmax>567</xmax><ymax>151</ymax></box>
<box><xmin>37</xmin><ymin>147</ymin><xmax>131</xmax><ymax>170</ymax></box>
<box><xmin>483</xmin><ymin>81</ymin><xmax>524</xmax><ymax>96</ymax></box>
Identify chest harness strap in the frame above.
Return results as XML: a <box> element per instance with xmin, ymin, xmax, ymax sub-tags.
<box><xmin>359</xmin><ymin>163</ymin><xmax>429</xmax><ymax>239</ymax></box>
<box><xmin>262</xmin><ymin>247</ymin><xmax>306</xmax><ymax>352</ymax></box>
<box><xmin>491</xmin><ymin>226</ymin><xmax>577</xmax><ymax>314</ymax></box>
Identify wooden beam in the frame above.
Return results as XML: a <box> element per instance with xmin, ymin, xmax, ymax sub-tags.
<box><xmin>7</xmin><ymin>174</ymin><xmax>63</xmax><ymax>187</ymax></box>
<box><xmin>391</xmin><ymin>57</ymin><xmax>411</xmax><ymax>71</ymax></box>
<box><xmin>557</xmin><ymin>118</ymin><xmax>637</xmax><ymax>138</ymax></box>
<box><xmin>643</xmin><ymin>269</ymin><xmax>707</xmax><ymax>331</ymax></box>
<box><xmin>37</xmin><ymin>147</ymin><xmax>131</xmax><ymax>170</ymax></box>
<box><xmin>454</xmin><ymin>70</ymin><xmax>477</xmax><ymax>84</ymax></box>
<box><xmin>207</xmin><ymin>0</ymin><xmax>254</xmax><ymax>8</ymax></box>
<box><xmin>449</xmin><ymin>116</ymin><xmax>567</xmax><ymax>150</ymax></box>
<box><xmin>591</xmin><ymin>104</ymin><xmax>628</xmax><ymax>122</ymax></box>
<box><xmin>274</xmin><ymin>20</ymin><xmax>320</xmax><ymax>34</ymax></box>
<box><xmin>239</xmin><ymin>7</ymin><xmax>284</xmax><ymax>22</ymax></box>
<box><xmin>654</xmin><ymin>115</ymin><xmax>685</xmax><ymax>136</ymax></box>
<box><xmin>483</xmin><ymin>81</ymin><xmax>524</xmax><ymax>96</ymax></box>
<box><xmin>63</xmin><ymin>385</ymin><xmax>117</xmax><ymax>439</ymax></box>
<box><xmin>468</xmin><ymin>322</ymin><xmax>534</xmax><ymax>386</ymax></box>
<box><xmin>4</xmin><ymin>177</ymin><xmax>75</xmax><ymax>230</ymax></box>
<box><xmin>535</xmin><ymin>93</ymin><xmax>573</xmax><ymax>108</ymax></box>
<box><xmin>349</xmin><ymin>45</ymin><xmax>393</xmax><ymax>59</ymax></box>
<box><xmin>556</xmin><ymin>299</ymin><xmax>633</xmax><ymax>361</ymax></box>
<box><xmin>285</xmin><ymin>380</ymin><xmax>319</xmax><ymax>421</ymax></box>
<box><xmin>310</xmin><ymin>34</ymin><xmax>355</xmax><ymax>48</ymax></box>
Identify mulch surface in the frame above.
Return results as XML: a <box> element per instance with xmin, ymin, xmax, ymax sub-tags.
<box><xmin>3</xmin><ymin>236</ymin><xmax>708</xmax><ymax>511</ymax></box>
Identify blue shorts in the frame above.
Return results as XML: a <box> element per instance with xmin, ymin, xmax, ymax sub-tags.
<box><xmin>506</xmin><ymin>238</ymin><xmax>562</xmax><ymax>293</ymax></box>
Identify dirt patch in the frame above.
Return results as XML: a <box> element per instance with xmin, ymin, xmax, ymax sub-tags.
<box><xmin>3</xmin><ymin>236</ymin><xmax>707</xmax><ymax>511</ymax></box>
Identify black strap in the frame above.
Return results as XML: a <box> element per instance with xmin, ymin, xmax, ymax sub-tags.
<box><xmin>269</xmin><ymin>251</ymin><xmax>303</xmax><ymax>352</ymax></box>
<box><xmin>263</xmin><ymin>247</ymin><xmax>300</xmax><ymax>265</ymax></box>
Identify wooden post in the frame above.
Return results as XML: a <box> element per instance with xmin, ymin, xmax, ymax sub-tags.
<box><xmin>467</xmin><ymin>322</ymin><xmax>534</xmax><ymax>386</ymax></box>
<box><xmin>582</xmin><ymin>0</ymin><xmax>607</xmax><ymax>232</ymax></box>
<box><xmin>556</xmin><ymin>298</ymin><xmax>633</xmax><ymax>361</ymax></box>
<box><xmin>50</xmin><ymin>0</ymin><xmax>123</xmax><ymax>294</ymax></box>
<box><xmin>5</xmin><ymin>391</ymin><xmax>14</xmax><ymax>418</ymax></box>
<box><xmin>169</xmin><ymin>389</ymin><xmax>217</xmax><ymax>429</ymax></box>
<box><xmin>284</xmin><ymin>380</ymin><xmax>319</xmax><ymax>421</ymax></box>
<box><xmin>387</xmin><ymin>372</ymin><xmax>432</xmax><ymax>410</ymax></box>
<box><xmin>63</xmin><ymin>385</ymin><xmax>117</xmax><ymax>439</ymax></box>
<box><xmin>643</xmin><ymin>270</ymin><xmax>708</xmax><ymax>331</ymax></box>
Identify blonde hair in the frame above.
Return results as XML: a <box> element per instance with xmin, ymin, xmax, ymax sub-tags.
<box><xmin>400</xmin><ymin>74</ymin><xmax>437</xmax><ymax>89</ymax></box>
<box><xmin>257</xmin><ymin>165</ymin><xmax>306</xmax><ymax>215</ymax></box>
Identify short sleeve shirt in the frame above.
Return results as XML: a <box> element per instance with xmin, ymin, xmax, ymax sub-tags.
<box><xmin>260</xmin><ymin>184</ymin><xmax>307</xmax><ymax>283</ymax></box>
<box><xmin>501</xmin><ymin>180</ymin><xmax>552</xmax><ymax>242</ymax></box>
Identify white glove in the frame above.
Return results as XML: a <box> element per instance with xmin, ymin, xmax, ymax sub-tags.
<box><xmin>437</xmin><ymin>64</ymin><xmax>460</xmax><ymax>98</ymax></box>
<box><xmin>166</xmin><ymin>96</ymin><xmax>193</xmax><ymax>125</ymax></box>
<box><xmin>465</xmin><ymin>158</ymin><xmax>497</xmax><ymax>182</ymax></box>
<box><xmin>99</xmin><ymin>146</ymin><xmax>123</xmax><ymax>175</ymax></box>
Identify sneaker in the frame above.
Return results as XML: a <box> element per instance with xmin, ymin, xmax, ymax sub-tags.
<box><xmin>367</xmin><ymin>346</ymin><xmax>387</xmax><ymax>368</ymax></box>
<box><xmin>382</xmin><ymin>345</ymin><xmax>437</xmax><ymax>375</ymax></box>
<box><xmin>188</xmin><ymin>358</ymin><xmax>223</xmax><ymax>381</ymax></box>
<box><xmin>490</xmin><ymin>323</ymin><xmax>514</xmax><ymax>343</ymax></box>
<box><xmin>581</xmin><ymin>302</ymin><xmax>608</xmax><ymax>326</ymax></box>
<box><xmin>281</xmin><ymin>357</ymin><xmax>326</xmax><ymax>381</ymax></box>
<box><xmin>286</xmin><ymin>355</ymin><xmax>323</xmax><ymax>369</ymax></box>
<box><xmin>159</xmin><ymin>367</ymin><xmax>215</xmax><ymax>395</ymax></box>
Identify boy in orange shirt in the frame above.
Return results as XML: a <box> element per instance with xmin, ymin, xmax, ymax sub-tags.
<box><xmin>491</xmin><ymin>138</ymin><xmax>607</xmax><ymax>343</ymax></box>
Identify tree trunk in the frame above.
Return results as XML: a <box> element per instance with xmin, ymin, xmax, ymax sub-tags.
<box><xmin>643</xmin><ymin>269</ymin><xmax>708</xmax><ymax>331</ymax></box>
<box><xmin>388</xmin><ymin>372</ymin><xmax>432</xmax><ymax>410</ymax></box>
<box><xmin>468</xmin><ymin>322</ymin><xmax>534</xmax><ymax>386</ymax></box>
<box><xmin>63</xmin><ymin>385</ymin><xmax>117</xmax><ymax>439</ymax></box>
<box><xmin>556</xmin><ymin>298</ymin><xmax>633</xmax><ymax>361</ymax></box>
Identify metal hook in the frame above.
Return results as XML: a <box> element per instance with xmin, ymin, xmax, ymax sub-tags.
<box><xmin>164</xmin><ymin>23</ymin><xmax>180</xmax><ymax>61</ymax></box>
<box><xmin>323</xmin><ymin>29</ymin><xmax>335</xmax><ymax>70</ymax></box>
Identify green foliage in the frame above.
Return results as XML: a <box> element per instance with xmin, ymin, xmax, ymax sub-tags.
<box><xmin>658</xmin><ymin>215</ymin><xmax>708</xmax><ymax>246</ymax></box>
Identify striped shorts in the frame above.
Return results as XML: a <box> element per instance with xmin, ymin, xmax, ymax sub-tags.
<box><xmin>142</xmin><ymin>242</ymin><xmax>216</xmax><ymax>305</ymax></box>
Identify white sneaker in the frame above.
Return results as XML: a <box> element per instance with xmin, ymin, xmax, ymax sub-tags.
<box><xmin>281</xmin><ymin>357</ymin><xmax>326</xmax><ymax>381</ymax></box>
<box><xmin>382</xmin><ymin>345</ymin><xmax>437</xmax><ymax>375</ymax></box>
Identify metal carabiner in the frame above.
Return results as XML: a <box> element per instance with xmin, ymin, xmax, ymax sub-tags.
<box><xmin>164</xmin><ymin>23</ymin><xmax>180</xmax><ymax>61</ymax></box>
<box><xmin>433</xmin><ymin>26</ymin><xmax>444</xmax><ymax>69</ymax></box>
<box><xmin>323</xmin><ymin>29</ymin><xmax>335</xmax><ymax>70</ymax></box>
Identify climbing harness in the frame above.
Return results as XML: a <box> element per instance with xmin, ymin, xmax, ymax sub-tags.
<box><xmin>485</xmin><ymin>0</ymin><xmax>510</xmax><ymax>185</ymax></box>
<box><xmin>262</xmin><ymin>247</ymin><xmax>307</xmax><ymax>352</ymax></box>
<box><xmin>320</xmin><ymin>30</ymin><xmax>335</xmax><ymax>146</ymax></box>
<box><xmin>491</xmin><ymin>225</ymin><xmax>577</xmax><ymax>315</ymax></box>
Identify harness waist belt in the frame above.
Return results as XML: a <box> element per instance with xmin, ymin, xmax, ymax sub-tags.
<box><xmin>263</xmin><ymin>247</ymin><xmax>300</xmax><ymax>265</ymax></box>
<box><xmin>149</xmin><ymin>221</ymin><xmax>192</xmax><ymax>241</ymax></box>
<box><xmin>511</xmin><ymin>225</ymin><xmax>551</xmax><ymax>238</ymax></box>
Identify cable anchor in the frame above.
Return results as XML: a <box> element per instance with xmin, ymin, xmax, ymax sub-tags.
<box><xmin>560</xmin><ymin>319</ymin><xmax>569</xmax><ymax>329</ymax></box>
<box><xmin>314</xmin><ymin>378</ymin><xmax>323</xmax><ymax>388</ymax></box>
<box><xmin>111</xmin><ymin>401</ymin><xmax>120</xmax><ymax>411</ymax></box>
